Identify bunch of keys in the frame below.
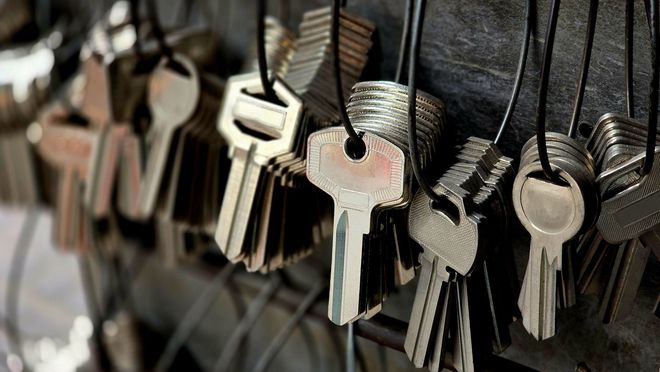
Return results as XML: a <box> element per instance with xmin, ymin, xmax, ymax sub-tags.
<box><xmin>576</xmin><ymin>113</ymin><xmax>660</xmax><ymax>323</ymax></box>
<box><xmin>242</xmin><ymin>16</ymin><xmax>295</xmax><ymax>78</ymax></box>
<box><xmin>0</xmin><ymin>33</ymin><xmax>59</xmax><ymax>206</ymax></box>
<box><xmin>214</xmin><ymin>8</ymin><xmax>376</xmax><ymax>272</ymax></box>
<box><xmin>285</xmin><ymin>7</ymin><xmax>376</xmax><ymax>122</ymax></box>
<box><xmin>34</xmin><ymin>104</ymin><xmax>122</xmax><ymax>253</ymax></box>
<box><xmin>307</xmin><ymin>81</ymin><xmax>447</xmax><ymax>325</ymax></box>
<box><xmin>405</xmin><ymin>138</ymin><xmax>514</xmax><ymax>371</ymax></box>
<box><xmin>513</xmin><ymin>132</ymin><xmax>598</xmax><ymax>340</ymax></box>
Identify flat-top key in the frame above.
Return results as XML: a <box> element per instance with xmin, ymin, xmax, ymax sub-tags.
<box><xmin>306</xmin><ymin>127</ymin><xmax>406</xmax><ymax>325</ymax></box>
<box><xmin>138</xmin><ymin>54</ymin><xmax>200</xmax><ymax>217</ymax></box>
<box><xmin>513</xmin><ymin>165</ymin><xmax>586</xmax><ymax>340</ymax></box>
<box><xmin>596</xmin><ymin>147</ymin><xmax>660</xmax><ymax>244</ymax></box>
<box><xmin>216</xmin><ymin>72</ymin><xmax>303</xmax><ymax>262</ymax></box>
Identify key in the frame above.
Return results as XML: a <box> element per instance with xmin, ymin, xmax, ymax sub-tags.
<box><xmin>307</xmin><ymin>127</ymin><xmax>407</xmax><ymax>325</ymax></box>
<box><xmin>599</xmin><ymin>238</ymin><xmax>650</xmax><ymax>323</ymax></box>
<box><xmin>514</xmin><ymin>175</ymin><xmax>585</xmax><ymax>340</ymax></box>
<box><xmin>138</xmin><ymin>54</ymin><xmax>200</xmax><ymax>217</ymax></box>
<box><xmin>596</xmin><ymin>147</ymin><xmax>660</xmax><ymax>244</ymax></box>
<box><xmin>215</xmin><ymin>72</ymin><xmax>303</xmax><ymax>262</ymax></box>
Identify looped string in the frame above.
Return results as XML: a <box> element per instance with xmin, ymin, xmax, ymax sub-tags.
<box><xmin>641</xmin><ymin>0</ymin><xmax>658</xmax><ymax>175</ymax></box>
<box><xmin>331</xmin><ymin>0</ymin><xmax>366</xmax><ymax>159</ymax></box>
<box><xmin>257</xmin><ymin>0</ymin><xmax>277</xmax><ymax>101</ymax></box>
<box><xmin>535</xmin><ymin>0</ymin><xmax>562</xmax><ymax>182</ymax></box>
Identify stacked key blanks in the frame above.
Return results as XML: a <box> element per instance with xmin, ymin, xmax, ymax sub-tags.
<box><xmin>307</xmin><ymin>81</ymin><xmax>447</xmax><ymax>325</ymax></box>
<box><xmin>286</xmin><ymin>7</ymin><xmax>376</xmax><ymax>122</ymax></box>
<box><xmin>576</xmin><ymin>113</ymin><xmax>660</xmax><ymax>323</ymax></box>
<box><xmin>34</xmin><ymin>103</ymin><xmax>123</xmax><ymax>253</ymax></box>
<box><xmin>513</xmin><ymin>132</ymin><xmax>598</xmax><ymax>340</ymax></box>
<box><xmin>215</xmin><ymin>72</ymin><xmax>325</xmax><ymax>272</ymax></box>
<box><xmin>243</xmin><ymin>16</ymin><xmax>296</xmax><ymax>79</ymax></box>
<box><xmin>405</xmin><ymin>138</ymin><xmax>514</xmax><ymax>371</ymax></box>
<box><xmin>0</xmin><ymin>37</ymin><xmax>57</xmax><ymax>206</ymax></box>
<box><xmin>214</xmin><ymin>8</ymin><xmax>376</xmax><ymax>273</ymax></box>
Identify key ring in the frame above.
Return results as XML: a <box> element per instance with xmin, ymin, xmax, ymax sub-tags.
<box><xmin>641</xmin><ymin>0</ymin><xmax>658</xmax><ymax>176</ymax></box>
<box><xmin>331</xmin><ymin>0</ymin><xmax>366</xmax><ymax>159</ymax></box>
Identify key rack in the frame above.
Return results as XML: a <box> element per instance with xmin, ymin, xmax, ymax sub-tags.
<box><xmin>0</xmin><ymin>0</ymin><xmax>659</xmax><ymax>371</ymax></box>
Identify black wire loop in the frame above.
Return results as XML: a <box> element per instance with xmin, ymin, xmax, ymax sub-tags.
<box><xmin>332</xmin><ymin>0</ymin><xmax>366</xmax><ymax>159</ymax></box>
<box><xmin>395</xmin><ymin>0</ymin><xmax>414</xmax><ymax>84</ymax></box>
<box><xmin>494</xmin><ymin>0</ymin><xmax>533</xmax><ymax>145</ymax></box>
<box><xmin>407</xmin><ymin>0</ymin><xmax>446</xmax><ymax>205</ymax></box>
<box><xmin>641</xmin><ymin>0</ymin><xmax>659</xmax><ymax>175</ymax></box>
<box><xmin>145</xmin><ymin>0</ymin><xmax>172</xmax><ymax>60</ymax></box>
<box><xmin>567</xmin><ymin>0</ymin><xmax>599</xmax><ymax>139</ymax></box>
<box><xmin>536</xmin><ymin>0</ymin><xmax>562</xmax><ymax>182</ymax></box>
<box><xmin>257</xmin><ymin>0</ymin><xmax>277</xmax><ymax>101</ymax></box>
<box><xmin>626</xmin><ymin>0</ymin><xmax>635</xmax><ymax>118</ymax></box>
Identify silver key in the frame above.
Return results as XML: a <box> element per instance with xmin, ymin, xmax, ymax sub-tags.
<box><xmin>138</xmin><ymin>54</ymin><xmax>200</xmax><ymax>217</ymax></box>
<box><xmin>216</xmin><ymin>72</ymin><xmax>303</xmax><ymax>262</ymax></box>
<box><xmin>307</xmin><ymin>127</ymin><xmax>406</xmax><ymax>325</ymax></box>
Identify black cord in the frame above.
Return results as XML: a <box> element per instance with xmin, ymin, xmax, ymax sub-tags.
<box><xmin>5</xmin><ymin>210</ymin><xmax>39</xmax><ymax>372</ymax></box>
<box><xmin>642</xmin><ymin>0</ymin><xmax>659</xmax><ymax>175</ymax></box>
<box><xmin>494</xmin><ymin>0</ymin><xmax>533</xmax><ymax>145</ymax></box>
<box><xmin>332</xmin><ymin>0</ymin><xmax>366</xmax><ymax>159</ymax></box>
<box><xmin>407</xmin><ymin>0</ymin><xmax>445</xmax><ymax>205</ymax></box>
<box><xmin>145</xmin><ymin>0</ymin><xmax>173</xmax><ymax>60</ymax></box>
<box><xmin>257</xmin><ymin>0</ymin><xmax>276</xmax><ymax>100</ymax></box>
<box><xmin>395</xmin><ymin>0</ymin><xmax>414</xmax><ymax>84</ymax></box>
<box><xmin>626</xmin><ymin>0</ymin><xmax>635</xmax><ymax>118</ymax></box>
<box><xmin>568</xmin><ymin>0</ymin><xmax>599</xmax><ymax>139</ymax></box>
<box><xmin>155</xmin><ymin>264</ymin><xmax>237</xmax><ymax>372</ymax></box>
<box><xmin>129</xmin><ymin>0</ymin><xmax>145</xmax><ymax>63</ymax></box>
<box><xmin>536</xmin><ymin>0</ymin><xmax>562</xmax><ymax>181</ymax></box>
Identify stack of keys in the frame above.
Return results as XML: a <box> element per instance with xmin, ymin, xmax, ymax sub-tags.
<box><xmin>215</xmin><ymin>72</ymin><xmax>326</xmax><ymax>272</ymax></box>
<box><xmin>0</xmin><ymin>35</ymin><xmax>58</xmax><ymax>206</ymax></box>
<box><xmin>513</xmin><ymin>132</ymin><xmax>598</xmax><ymax>340</ymax></box>
<box><xmin>285</xmin><ymin>7</ymin><xmax>376</xmax><ymax>122</ymax></box>
<box><xmin>576</xmin><ymin>113</ymin><xmax>660</xmax><ymax>323</ymax></box>
<box><xmin>242</xmin><ymin>16</ymin><xmax>296</xmax><ymax>79</ymax></box>
<box><xmin>214</xmin><ymin>9</ymin><xmax>376</xmax><ymax>272</ymax></box>
<box><xmin>405</xmin><ymin>138</ymin><xmax>514</xmax><ymax>371</ymax></box>
<box><xmin>35</xmin><ymin>104</ymin><xmax>122</xmax><ymax>253</ymax></box>
<box><xmin>306</xmin><ymin>81</ymin><xmax>446</xmax><ymax>325</ymax></box>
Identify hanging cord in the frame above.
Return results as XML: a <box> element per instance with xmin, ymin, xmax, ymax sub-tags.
<box><xmin>332</xmin><ymin>0</ymin><xmax>366</xmax><ymax>159</ymax></box>
<box><xmin>129</xmin><ymin>0</ymin><xmax>145</xmax><ymax>63</ymax></box>
<box><xmin>535</xmin><ymin>0</ymin><xmax>562</xmax><ymax>181</ymax></box>
<box><xmin>407</xmin><ymin>0</ymin><xmax>447</xmax><ymax>205</ymax></box>
<box><xmin>626</xmin><ymin>0</ymin><xmax>635</xmax><ymax>118</ymax></box>
<box><xmin>642</xmin><ymin>0</ymin><xmax>659</xmax><ymax>175</ymax></box>
<box><xmin>395</xmin><ymin>0</ymin><xmax>414</xmax><ymax>84</ymax></box>
<box><xmin>145</xmin><ymin>0</ymin><xmax>172</xmax><ymax>59</ymax></box>
<box><xmin>4</xmin><ymin>210</ymin><xmax>39</xmax><ymax>372</ymax></box>
<box><xmin>257</xmin><ymin>0</ymin><xmax>277</xmax><ymax>100</ymax></box>
<box><xmin>494</xmin><ymin>0</ymin><xmax>534</xmax><ymax>145</ymax></box>
<box><xmin>568</xmin><ymin>0</ymin><xmax>599</xmax><ymax>139</ymax></box>
<box><xmin>154</xmin><ymin>264</ymin><xmax>238</xmax><ymax>372</ymax></box>
<box><xmin>252</xmin><ymin>280</ymin><xmax>326</xmax><ymax>372</ymax></box>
